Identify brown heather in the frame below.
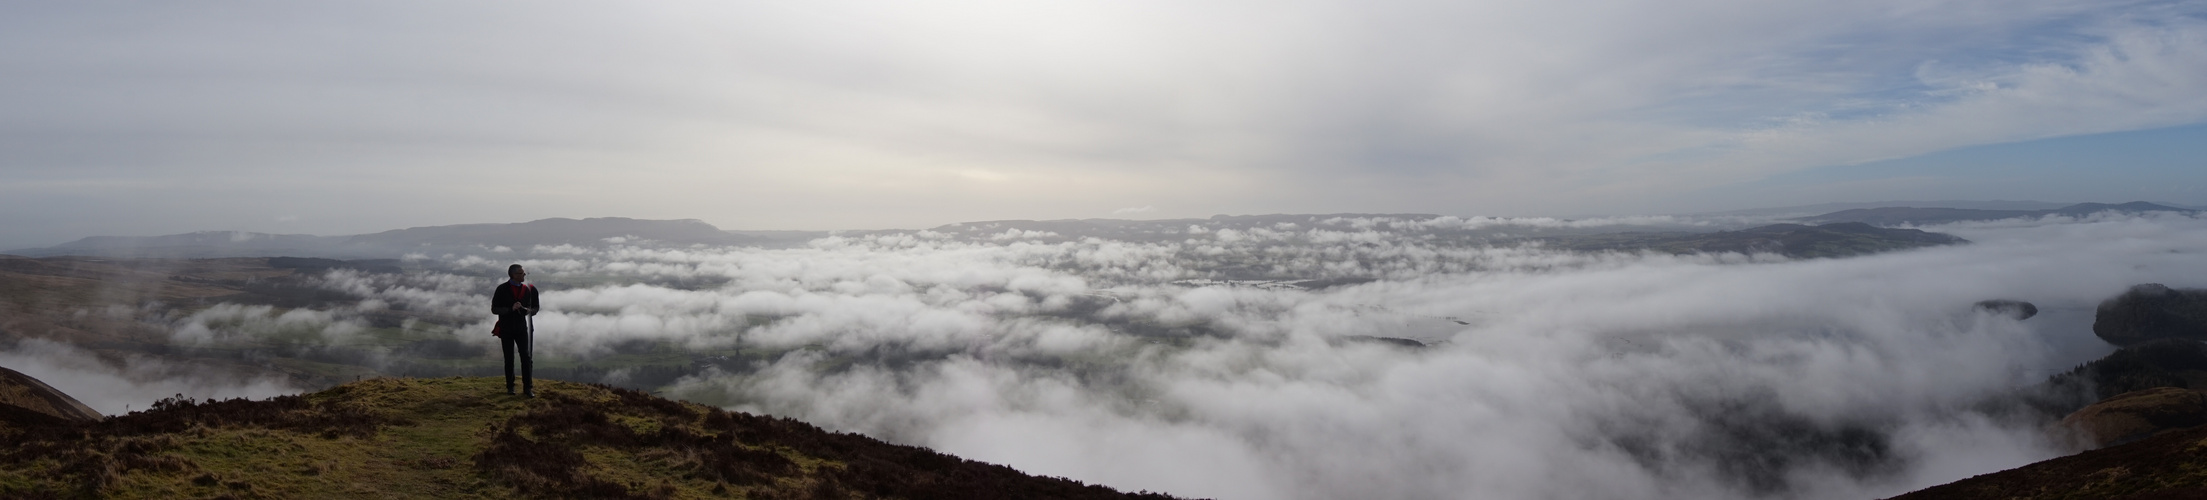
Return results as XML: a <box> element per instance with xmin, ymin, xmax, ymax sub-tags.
<box><xmin>0</xmin><ymin>377</ymin><xmax>1187</xmax><ymax>499</ymax></box>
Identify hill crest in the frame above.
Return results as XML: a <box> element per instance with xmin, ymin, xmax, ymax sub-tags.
<box><xmin>0</xmin><ymin>377</ymin><xmax>1184</xmax><ymax>499</ymax></box>
<box><xmin>1803</xmin><ymin>201</ymin><xmax>2196</xmax><ymax>226</ymax></box>
<box><xmin>0</xmin><ymin>365</ymin><xmax>101</xmax><ymax>422</ymax></box>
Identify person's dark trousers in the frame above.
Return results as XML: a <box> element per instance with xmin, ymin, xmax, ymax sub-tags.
<box><xmin>500</xmin><ymin>333</ymin><xmax>532</xmax><ymax>394</ymax></box>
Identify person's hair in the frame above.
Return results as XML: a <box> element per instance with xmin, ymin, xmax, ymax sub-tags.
<box><xmin>508</xmin><ymin>264</ymin><xmax>525</xmax><ymax>274</ymax></box>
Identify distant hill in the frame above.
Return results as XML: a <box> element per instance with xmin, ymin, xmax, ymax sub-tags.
<box><xmin>350</xmin><ymin>217</ymin><xmax>754</xmax><ymax>250</ymax></box>
<box><xmin>6</xmin><ymin>218</ymin><xmax>830</xmax><ymax>259</ymax></box>
<box><xmin>915</xmin><ymin>213</ymin><xmax>1457</xmax><ymax>244</ymax></box>
<box><xmin>16</xmin><ymin>214</ymin><xmax>1482</xmax><ymax>259</ymax></box>
<box><xmin>1541</xmin><ymin>222</ymin><xmax>1967</xmax><ymax>258</ymax></box>
<box><xmin>1709</xmin><ymin>200</ymin><xmax>2074</xmax><ymax>217</ymax></box>
<box><xmin>8</xmin><ymin>210</ymin><xmax>1991</xmax><ymax>262</ymax></box>
<box><xmin>2040</xmin><ymin>339</ymin><xmax>2207</xmax><ymax>414</ymax></box>
<box><xmin>1803</xmin><ymin>202</ymin><xmax>2197</xmax><ymax>226</ymax></box>
<box><xmin>0</xmin><ymin>377</ymin><xmax>1185</xmax><ymax>499</ymax></box>
<box><xmin>2092</xmin><ymin>284</ymin><xmax>2207</xmax><ymax>346</ymax></box>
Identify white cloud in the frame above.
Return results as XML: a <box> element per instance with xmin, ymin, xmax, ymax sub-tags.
<box><xmin>21</xmin><ymin>197</ymin><xmax>2204</xmax><ymax>497</ymax></box>
<box><xmin>169</xmin><ymin>303</ymin><xmax>367</xmax><ymax>346</ymax></box>
<box><xmin>0</xmin><ymin>339</ymin><xmax>300</xmax><ymax>416</ymax></box>
<box><xmin>255</xmin><ymin>212</ymin><xmax>2196</xmax><ymax>499</ymax></box>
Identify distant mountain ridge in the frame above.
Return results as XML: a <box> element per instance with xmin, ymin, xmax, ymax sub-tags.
<box><xmin>6</xmin><ymin>217</ymin><xmax>829</xmax><ymax>259</ymax></box>
<box><xmin>9</xmin><ymin>202</ymin><xmax>2197</xmax><ymax>259</ymax></box>
<box><xmin>10</xmin><ymin>211</ymin><xmax>1978</xmax><ymax>261</ymax></box>
<box><xmin>1803</xmin><ymin>201</ymin><xmax>2197</xmax><ymax>226</ymax></box>
<box><xmin>1709</xmin><ymin>200</ymin><xmax>2078</xmax><ymax>217</ymax></box>
<box><xmin>1541</xmin><ymin>222</ymin><xmax>1967</xmax><ymax>258</ymax></box>
<box><xmin>914</xmin><ymin>213</ymin><xmax>1466</xmax><ymax>245</ymax></box>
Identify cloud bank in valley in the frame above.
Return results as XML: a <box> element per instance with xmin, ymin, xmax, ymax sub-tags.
<box><xmin>0</xmin><ymin>338</ymin><xmax>300</xmax><ymax>416</ymax></box>
<box><xmin>9</xmin><ymin>213</ymin><xmax>2205</xmax><ymax>498</ymax></box>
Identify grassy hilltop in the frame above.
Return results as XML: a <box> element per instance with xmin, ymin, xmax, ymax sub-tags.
<box><xmin>0</xmin><ymin>377</ymin><xmax>1179</xmax><ymax>500</ymax></box>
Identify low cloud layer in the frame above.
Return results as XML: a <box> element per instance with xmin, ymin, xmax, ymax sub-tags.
<box><xmin>11</xmin><ymin>214</ymin><xmax>2204</xmax><ymax>498</ymax></box>
<box><xmin>0</xmin><ymin>338</ymin><xmax>300</xmax><ymax>416</ymax></box>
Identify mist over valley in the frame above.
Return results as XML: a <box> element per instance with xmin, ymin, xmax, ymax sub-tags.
<box><xmin>6</xmin><ymin>205</ymin><xmax>2205</xmax><ymax>498</ymax></box>
<box><xmin>9</xmin><ymin>2</ymin><xmax>2207</xmax><ymax>496</ymax></box>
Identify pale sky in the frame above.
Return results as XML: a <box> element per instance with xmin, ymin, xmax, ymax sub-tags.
<box><xmin>4</xmin><ymin>0</ymin><xmax>2205</xmax><ymax>249</ymax></box>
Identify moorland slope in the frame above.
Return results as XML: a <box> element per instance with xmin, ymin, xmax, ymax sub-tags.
<box><xmin>0</xmin><ymin>377</ymin><xmax>1181</xmax><ymax>499</ymax></box>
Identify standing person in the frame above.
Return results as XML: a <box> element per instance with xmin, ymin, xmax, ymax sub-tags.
<box><xmin>491</xmin><ymin>263</ymin><xmax>541</xmax><ymax>397</ymax></box>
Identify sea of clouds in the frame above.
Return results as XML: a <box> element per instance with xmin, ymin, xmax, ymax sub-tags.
<box><xmin>10</xmin><ymin>213</ymin><xmax>2207</xmax><ymax>499</ymax></box>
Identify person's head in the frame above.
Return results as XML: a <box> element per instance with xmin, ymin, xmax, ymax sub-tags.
<box><xmin>507</xmin><ymin>264</ymin><xmax>526</xmax><ymax>282</ymax></box>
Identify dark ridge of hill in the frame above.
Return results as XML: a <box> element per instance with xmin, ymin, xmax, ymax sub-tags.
<box><xmin>1797</xmin><ymin>207</ymin><xmax>2039</xmax><ymax>226</ymax></box>
<box><xmin>1974</xmin><ymin>300</ymin><xmax>2039</xmax><ymax>320</ymax></box>
<box><xmin>1886</xmin><ymin>420</ymin><xmax>2207</xmax><ymax>500</ymax></box>
<box><xmin>15</xmin><ymin>212</ymin><xmax>1711</xmax><ymax>260</ymax></box>
<box><xmin>345</xmin><ymin>217</ymin><xmax>758</xmax><ymax>250</ymax></box>
<box><xmin>1542</xmin><ymin>222</ymin><xmax>1966</xmax><ymax>258</ymax></box>
<box><xmin>1803</xmin><ymin>201</ymin><xmax>2196</xmax><ymax>226</ymax></box>
<box><xmin>0</xmin><ymin>377</ymin><xmax>1188</xmax><ymax>499</ymax></box>
<box><xmin>2093</xmin><ymin>284</ymin><xmax>2207</xmax><ymax>346</ymax></box>
<box><xmin>1343</xmin><ymin>335</ymin><xmax>1428</xmax><ymax>348</ymax></box>
<box><xmin>917</xmin><ymin>216</ymin><xmax>1960</xmax><ymax>259</ymax></box>
<box><xmin>2039</xmin><ymin>339</ymin><xmax>2207</xmax><ymax>416</ymax></box>
<box><xmin>914</xmin><ymin>213</ymin><xmax>1455</xmax><ymax>244</ymax></box>
<box><xmin>0</xmin><ymin>366</ymin><xmax>100</xmax><ymax>422</ymax></box>
<box><xmin>2050</xmin><ymin>202</ymin><xmax>2195</xmax><ymax>217</ymax></box>
<box><xmin>1708</xmin><ymin>200</ymin><xmax>2073</xmax><ymax>217</ymax></box>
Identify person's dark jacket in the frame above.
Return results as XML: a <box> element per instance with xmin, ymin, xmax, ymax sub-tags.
<box><xmin>491</xmin><ymin>282</ymin><xmax>540</xmax><ymax>337</ymax></box>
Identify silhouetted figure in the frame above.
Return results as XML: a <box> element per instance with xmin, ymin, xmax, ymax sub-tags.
<box><xmin>492</xmin><ymin>264</ymin><xmax>541</xmax><ymax>397</ymax></box>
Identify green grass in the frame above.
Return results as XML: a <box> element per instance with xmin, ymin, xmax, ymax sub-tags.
<box><xmin>2</xmin><ymin>378</ymin><xmax>1178</xmax><ymax>499</ymax></box>
<box><xmin>52</xmin><ymin>378</ymin><xmax>538</xmax><ymax>498</ymax></box>
<box><xmin>2</xmin><ymin>377</ymin><xmax>771</xmax><ymax>498</ymax></box>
